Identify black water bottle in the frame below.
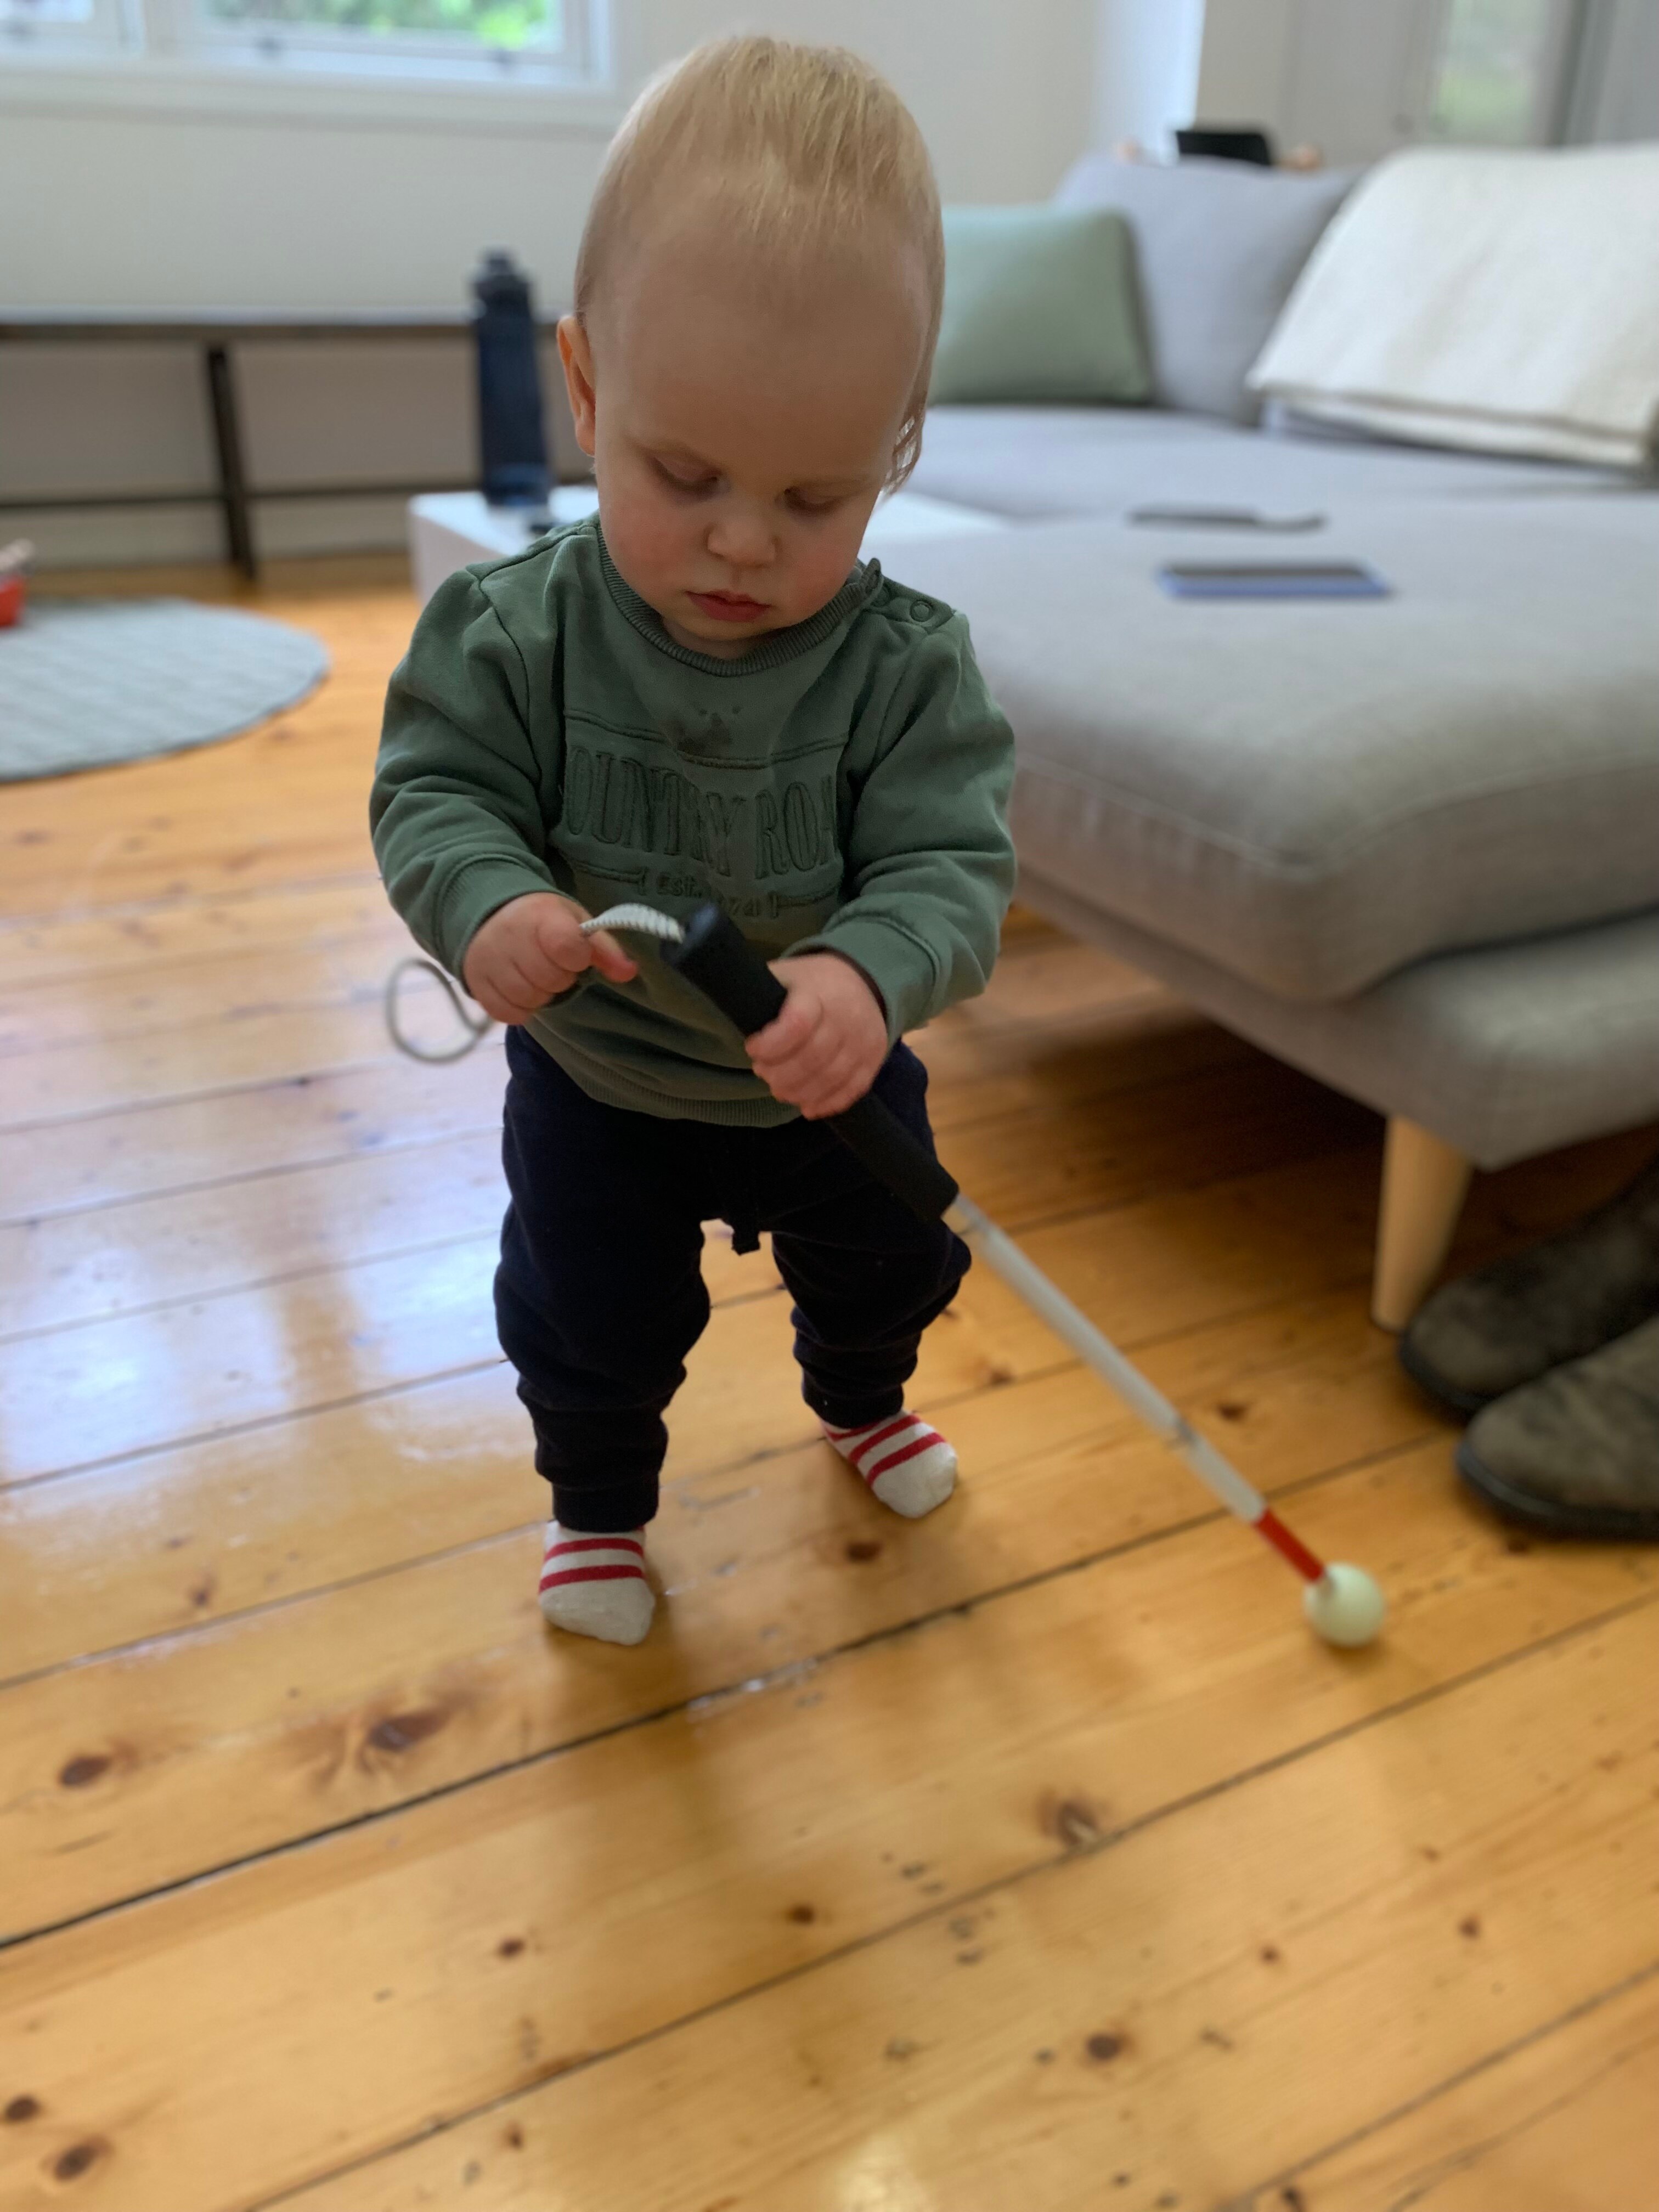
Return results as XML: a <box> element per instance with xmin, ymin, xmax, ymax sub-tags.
<box><xmin>471</xmin><ymin>250</ymin><xmax>551</xmax><ymax>511</ymax></box>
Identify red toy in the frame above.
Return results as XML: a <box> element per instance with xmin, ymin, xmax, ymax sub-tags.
<box><xmin>0</xmin><ymin>540</ymin><xmax>32</xmax><ymax>628</ymax></box>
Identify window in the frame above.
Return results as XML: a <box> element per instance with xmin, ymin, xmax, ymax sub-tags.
<box><xmin>1</xmin><ymin>0</ymin><xmax>132</xmax><ymax>59</ymax></box>
<box><xmin>2</xmin><ymin>0</ymin><xmax>603</xmax><ymax>87</ymax></box>
<box><xmin>193</xmin><ymin>0</ymin><xmax>578</xmax><ymax>81</ymax></box>
<box><xmin>1423</xmin><ymin>0</ymin><xmax>1580</xmax><ymax>145</ymax></box>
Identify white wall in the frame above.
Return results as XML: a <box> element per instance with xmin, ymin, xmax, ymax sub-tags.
<box><xmin>1091</xmin><ymin>0</ymin><xmax>1205</xmax><ymax>157</ymax></box>
<box><xmin>1566</xmin><ymin>0</ymin><xmax>1659</xmax><ymax>143</ymax></box>
<box><xmin>1194</xmin><ymin>0</ymin><xmax>1659</xmax><ymax>166</ymax></box>
<box><xmin>1191</xmin><ymin>0</ymin><xmax>1296</xmax><ymax>138</ymax></box>
<box><xmin>0</xmin><ymin>0</ymin><xmax>1096</xmax><ymax>565</ymax></box>
<box><xmin>1194</xmin><ymin>0</ymin><xmax>1436</xmax><ymax>166</ymax></box>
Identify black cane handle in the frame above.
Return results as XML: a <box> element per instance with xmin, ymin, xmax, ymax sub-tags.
<box><xmin>663</xmin><ymin>904</ymin><xmax>960</xmax><ymax>1226</ymax></box>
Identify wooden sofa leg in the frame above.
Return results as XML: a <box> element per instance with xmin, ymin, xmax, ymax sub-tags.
<box><xmin>1372</xmin><ymin>1117</ymin><xmax>1472</xmax><ymax>1332</ymax></box>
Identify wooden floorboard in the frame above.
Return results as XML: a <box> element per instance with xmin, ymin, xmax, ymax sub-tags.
<box><xmin>0</xmin><ymin>1052</ymin><xmax>1353</xmax><ymax>1344</ymax></box>
<box><xmin>4</xmin><ymin>1585</ymin><xmax>1652</xmax><ymax>2211</ymax></box>
<box><xmin>1286</xmin><ymin>1970</ymin><xmax>1659</xmax><ymax>2210</ymax></box>
<box><xmin>0</xmin><ymin>910</ymin><xmax>420</xmax><ymax>1053</ymax></box>
<box><xmin>2</xmin><ymin>558</ymin><xmax>1653</xmax><ymax>2212</ymax></box>
<box><xmin>0</xmin><ymin>1228</ymin><xmax>1066</xmax><ymax>1486</ymax></box>
<box><xmin>264</xmin><ymin>1606</ymin><xmax>1657</xmax><ymax>2212</ymax></box>
<box><xmin>1</xmin><ymin>1357</ymin><xmax>1470</xmax><ymax>1931</ymax></box>
<box><xmin>1</xmin><ymin>1259</ymin><xmax>1426</xmax><ymax>1684</ymax></box>
<box><xmin>0</xmin><ymin>1063</ymin><xmax>1380</xmax><ymax>1483</ymax></box>
<box><xmin>0</xmin><ymin>1043</ymin><xmax>512</xmax><ymax>1223</ymax></box>
<box><xmin>0</xmin><ymin>873</ymin><xmax>393</xmax><ymax>989</ymax></box>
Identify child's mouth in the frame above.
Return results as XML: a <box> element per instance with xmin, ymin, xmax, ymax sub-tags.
<box><xmin>687</xmin><ymin>590</ymin><xmax>768</xmax><ymax>623</ymax></box>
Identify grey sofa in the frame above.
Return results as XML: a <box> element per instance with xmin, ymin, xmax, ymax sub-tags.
<box><xmin>887</xmin><ymin>155</ymin><xmax>1659</xmax><ymax>1326</ymax></box>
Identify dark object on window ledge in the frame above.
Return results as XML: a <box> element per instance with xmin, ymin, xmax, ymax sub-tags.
<box><xmin>472</xmin><ymin>251</ymin><xmax>552</xmax><ymax>511</ymax></box>
<box><xmin>1176</xmin><ymin>126</ymin><xmax>1276</xmax><ymax>167</ymax></box>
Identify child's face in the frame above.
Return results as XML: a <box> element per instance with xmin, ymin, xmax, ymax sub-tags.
<box><xmin>561</xmin><ymin>232</ymin><xmax>923</xmax><ymax>659</ymax></box>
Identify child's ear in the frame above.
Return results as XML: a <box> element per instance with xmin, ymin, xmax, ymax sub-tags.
<box><xmin>557</xmin><ymin>315</ymin><xmax>598</xmax><ymax>458</ymax></box>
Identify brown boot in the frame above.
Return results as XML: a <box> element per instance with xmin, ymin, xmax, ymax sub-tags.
<box><xmin>1457</xmin><ymin>1316</ymin><xmax>1659</xmax><ymax>1540</ymax></box>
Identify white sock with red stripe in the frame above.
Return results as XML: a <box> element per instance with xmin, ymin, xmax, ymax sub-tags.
<box><xmin>820</xmin><ymin>1409</ymin><xmax>957</xmax><ymax>1519</ymax></box>
<box><xmin>538</xmin><ymin>1525</ymin><xmax>654</xmax><ymax>1646</ymax></box>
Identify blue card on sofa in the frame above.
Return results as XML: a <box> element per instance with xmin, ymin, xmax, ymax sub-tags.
<box><xmin>1158</xmin><ymin>561</ymin><xmax>1391</xmax><ymax>600</ymax></box>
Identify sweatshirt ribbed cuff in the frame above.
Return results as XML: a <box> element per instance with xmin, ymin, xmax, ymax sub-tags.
<box><xmin>790</xmin><ymin>913</ymin><xmax>940</xmax><ymax>1045</ymax></box>
<box><xmin>436</xmin><ymin>854</ymin><xmax>558</xmax><ymax>975</ymax></box>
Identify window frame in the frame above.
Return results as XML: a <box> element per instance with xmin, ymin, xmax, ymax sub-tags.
<box><xmin>1416</xmin><ymin>0</ymin><xmax>1587</xmax><ymax>148</ymax></box>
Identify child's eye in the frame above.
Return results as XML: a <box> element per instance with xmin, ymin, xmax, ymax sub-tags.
<box><xmin>787</xmin><ymin>490</ymin><xmax>844</xmax><ymax>518</ymax></box>
<box><xmin>653</xmin><ymin>459</ymin><xmax>719</xmax><ymax>497</ymax></box>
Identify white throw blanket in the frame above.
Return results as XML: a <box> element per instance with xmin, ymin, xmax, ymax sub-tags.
<box><xmin>1248</xmin><ymin>144</ymin><xmax>1659</xmax><ymax>469</ymax></box>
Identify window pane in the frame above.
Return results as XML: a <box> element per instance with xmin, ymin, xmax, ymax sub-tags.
<box><xmin>1427</xmin><ymin>0</ymin><xmax>1558</xmax><ymax>143</ymax></box>
<box><xmin>0</xmin><ymin>0</ymin><xmax>96</xmax><ymax>22</ymax></box>
<box><xmin>200</xmin><ymin>0</ymin><xmax>561</xmax><ymax>48</ymax></box>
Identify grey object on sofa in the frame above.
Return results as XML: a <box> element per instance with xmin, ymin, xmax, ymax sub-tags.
<box><xmin>893</xmin><ymin>154</ymin><xmax>1659</xmax><ymax>1327</ymax></box>
<box><xmin>1052</xmin><ymin>153</ymin><xmax>1356</xmax><ymax>424</ymax></box>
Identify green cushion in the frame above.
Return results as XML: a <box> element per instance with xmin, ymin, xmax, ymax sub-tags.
<box><xmin>931</xmin><ymin>205</ymin><xmax>1152</xmax><ymax>407</ymax></box>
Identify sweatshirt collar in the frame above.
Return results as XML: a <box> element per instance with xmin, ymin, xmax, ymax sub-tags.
<box><xmin>595</xmin><ymin>521</ymin><xmax>883</xmax><ymax>676</ymax></box>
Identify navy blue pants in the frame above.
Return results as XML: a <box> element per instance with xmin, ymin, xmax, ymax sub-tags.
<box><xmin>494</xmin><ymin>1026</ymin><xmax>969</xmax><ymax>1532</ymax></box>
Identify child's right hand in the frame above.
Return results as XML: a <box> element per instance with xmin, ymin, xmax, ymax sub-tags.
<box><xmin>461</xmin><ymin>893</ymin><xmax>637</xmax><ymax>1024</ymax></box>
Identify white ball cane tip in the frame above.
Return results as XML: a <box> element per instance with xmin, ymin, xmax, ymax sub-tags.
<box><xmin>1303</xmin><ymin>1562</ymin><xmax>1386</xmax><ymax>1647</ymax></box>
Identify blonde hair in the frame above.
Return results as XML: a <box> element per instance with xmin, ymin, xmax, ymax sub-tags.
<box><xmin>574</xmin><ymin>35</ymin><xmax>944</xmax><ymax>485</ymax></box>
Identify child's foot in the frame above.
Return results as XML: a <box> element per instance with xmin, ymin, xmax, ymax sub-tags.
<box><xmin>538</xmin><ymin>1525</ymin><xmax>654</xmax><ymax>1645</ymax></box>
<box><xmin>821</xmin><ymin>1411</ymin><xmax>957</xmax><ymax>1519</ymax></box>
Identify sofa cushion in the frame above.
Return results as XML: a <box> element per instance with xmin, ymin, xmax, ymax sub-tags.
<box><xmin>1018</xmin><ymin>882</ymin><xmax>1659</xmax><ymax>1172</ymax></box>
<box><xmin>878</xmin><ymin>495</ymin><xmax>1659</xmax><ymax>1000</ymax></box>
<box><xmin>908</xmin><ymin>404</ymin><xmax>1628</xmax><ymax>522</ymax></box>
<box><xmin>932</xmin><ymin>206</ymin><xmax>1152</xmax><ymax>406</ymax></box>
<box><xmin>1052</xmin><ymin>155</ymin><xmax>1355</xmax><ymax>422</ymax></box>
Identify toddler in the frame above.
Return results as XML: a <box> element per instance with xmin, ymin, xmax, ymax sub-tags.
<box><xmin>372</xmin><ymin>36</ymin><xmax>1015</xmax><ymax>1644</ymax></box>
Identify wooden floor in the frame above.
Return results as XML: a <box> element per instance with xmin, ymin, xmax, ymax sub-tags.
<box><xmin>3</xmin><ymin>557</ymin><xmax>1656</xmax><ymax>2212</ymax></box>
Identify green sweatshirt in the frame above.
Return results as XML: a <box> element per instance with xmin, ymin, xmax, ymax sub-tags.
<box><xmin>371</xmin><ymin>516</ymin><xmax>1015</xmax><ymax>1124</ymax></box>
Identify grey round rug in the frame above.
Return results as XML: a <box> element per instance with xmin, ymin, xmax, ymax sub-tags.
<box><xmin>0</xmin><ymin>597</ymin><xmax>330</xmax><ymax>782</ymax></box>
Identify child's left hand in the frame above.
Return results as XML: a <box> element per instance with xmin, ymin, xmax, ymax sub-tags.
<box><xmin>749</xmin><ymin>953</ymin><xmax>888</xmax><ymax>1119</ymax></box>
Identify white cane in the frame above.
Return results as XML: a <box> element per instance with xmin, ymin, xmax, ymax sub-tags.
<box><xmin>583</xmin><ymin>901</ymin><xmax>1386</xmax><ymax>1650</ymax></box>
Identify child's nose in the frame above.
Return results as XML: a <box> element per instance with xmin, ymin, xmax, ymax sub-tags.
<box><xmin>705</xmin><ymin>503</ymin><xmax>776</xmax><ymax>571</ymax></box>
